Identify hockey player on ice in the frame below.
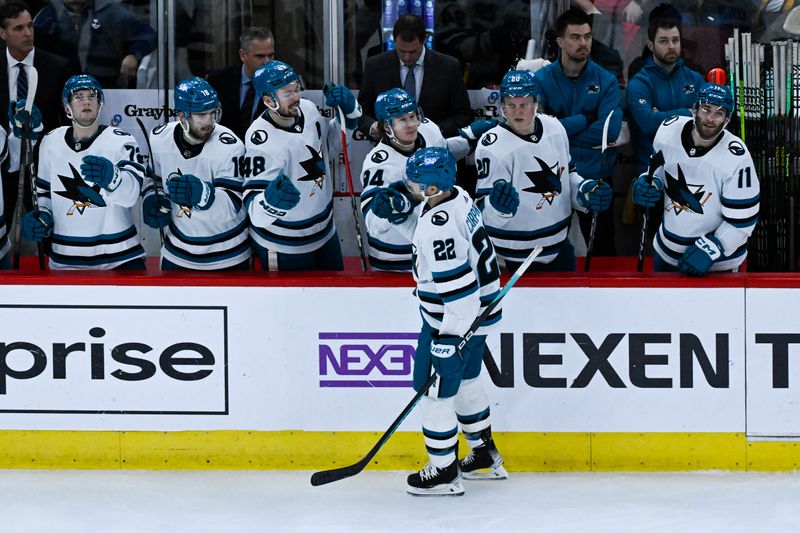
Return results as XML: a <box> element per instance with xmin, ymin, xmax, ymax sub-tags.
<box><xmin>142</xmin><ymin>77</ymin><xmax>251</xmax><ymax>271</ymax></box>
<box><xmin>475</xmin><ymin>69</ymin><xmax>612</xmax><ymax>272</ymax></box>
<box><xmin>632</xmin><ymin>82</ymin><xmax>760</xmax><ymax>275</ymax></box>
<box><xmin>243</xmin><ymin>60</ymin><xmax>358</xmax><ymax>271</ymax></box>
<box><xmin>372</xmin><ymin>146</ymin><xmax>507</xmax><ymax>496</ymax></box>
<box><xmin>21</xmin><ymin>74</ymin><xmax>146</xmax><ymax>270</ymax></box>
<box><xmin>360</xmin><ymin>87</ymin><xmax>496</xmax><ymax>272</ymax></box>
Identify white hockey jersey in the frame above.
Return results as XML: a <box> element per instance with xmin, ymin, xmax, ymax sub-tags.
<box><xmin>243</xmin><ymin>99</ymin><xmax>338</xmax><ymax>254</ymax></box>
<box><xmin>651</xmin><ymin>116</ymin><xmax>760</xmax><ymax>271</ymax></box>
<box><xmin>360</xmin><ymin>119</ymin><xmax>447</xmax><ymax>272</ymax></box>
<box><xmin>146</xmin><ymin>122</ymin><xmax>250</xmax><ymax>270</ymax></box>
<box><xmin>412</xmin><ymin>186</ymin><xmax>502</xmax><ymax>337</ymax></box>
<box><xmin>475</xmin><ymin>117</ymin><xmax>586</xmax><ymax>264</ymax></box>
<box><xmin>36</xmin><ymin>125</ymin><xmax>145</xmax><ymax>270</ymax></box>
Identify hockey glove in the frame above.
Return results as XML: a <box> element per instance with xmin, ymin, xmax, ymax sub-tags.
<box><xmin>577</xmin><ymin>179</ymin><xmax>612</xmax><ymax>212</ymax></box>
<box><xmin>371</xmin><ymin>181</ymin><xmax>418</xmax><ymax>224</ymax></box>
<box><xmin>489</xmin><ymin>180</ymin><xmax>520</xmax><ymax>216</ymax></box>
<box><xmin>167</xmin><ymin>174</ymin><xmax>215</xmax><ymax>210</ymax></box>
<box><xmin>21</xmin><ymin>209</ymin><xmax>53</xmax><ymax>241</ymax></box>
<box><xmin>678</xmin><ymin>234</ymin><xmax>724</xmax><ymax>276</ymax></box>
<box><xmin>81</xmin><ymin>155</ymin><xmax>121</xmax><ymax>191</ymax></box>
<box><xmin>430</xmin><ymin>333</ymin><xmax>464</xmax><ymax>379</ymax></box>
<box><xmin>323</xmin><ymin>83</ymin><xmax>361</xmax><ymax>130</ymax></box>
<box><xmin>632</xmin><ymin>173</ymin><xmax>664</xmax><ymax>208</ymax></box>
<box><xmin>8</xmin><ymin>100</ymin><xmax>43</xmax><ymax>141</ymax></box>
<box><xmin>458</xmin><ymin>119</ymin><xmax>498</xmax><ymax>142</ymax></box>
<box><xmin>264</xmin><ymin>173</ymin><xmax>301</xmax><ymax>211</ymax></box>
<box><xmin>142</xmin><ymin>194</ymin><xmax>171</xmax><ymax>228</ymax></box>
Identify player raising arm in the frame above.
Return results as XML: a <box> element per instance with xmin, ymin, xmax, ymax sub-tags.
<box><xmin>631</xmin><ymin>82</ymin><xmax>760</xmax><ymax>275</ymax></box>
<box><xmin>242</xmin><ymin>60</ymin><xmax>358</xmax><ymax>271</ymax></box>
<box><xmin>21</xmin><ymin>75</ymin><xmax>146</xmax><ymax>270</ymax></box>
<box><xmin>360</xmin><ymin>87</ymin><xmax>495</xmax><ymax>271</ymax></box>
<box><xmin>142</xmin><ymin>77</ymin><xmax>250</xmax><ymax>271</ymax></box>
<box><xmin>372</xmin><ymin>147</ymin><xmax>506</xmax><ymax>496</ymax></box>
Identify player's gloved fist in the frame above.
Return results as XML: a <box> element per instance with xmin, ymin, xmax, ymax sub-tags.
<box><xmin>371</xmin><ymin>181</ymin><xmax>417</xmax><ymax>224</ymax></box>
<box><xmin>167</xmin><ymin>174</ymin><xmax>214</xmax><ymax>210</ymax></box>
<box><xmin>429</xmin><ymin>333</ymin><xmax>464</xmax><ymax>378</ymax></box>
<box><xmin>80</xmin><ymin>155</ymin><xmax>120</xmax><ymax>191</ymax></box>
<box><xmin>632</xmin><ymin>174</ymin><xmax>664</xmax><ymax>208</ymax></box>
<box><xmin>678</xmin><ymin>234</ymin><xmax>724</xmax><ymax>276</ymax></box>
<box><xmin>459</xmin><ymin>119</ymin><xmax>498</xmax><ymax>141</ymax></box>
<box><xmin>142</xmin><ymin>194</ymin><xmax>171</xmax><ymax>228</ymax></box>
<box><xmin>323</xmin><ymin>83</ymin><xmax>359</xmax><ymax>116</ymax></box>
<box><xmin>8</xmin><ymin>100</ymin><xmax>43</xmax><ymax>140</ymax></box>
<box><xmin>264</xmin><ymin>173</ymin><xmax>300</xmax><ymax>211</ymax></box>
<box><xmin>21</xmin><ymin>209</ymin><xmax>53</xmax><ymax>241</ymax></box>
<box><xmin>577</xmin><ymin>179</ymin><xmax>612</xmax><ymax>212</ymax></box>
<box><xmin>489</xmin><ymin>179</ymin><xmax>520</xmax><ymax>216</ymax></box>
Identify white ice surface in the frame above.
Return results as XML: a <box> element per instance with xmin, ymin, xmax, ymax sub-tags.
<box><xmin>2</xmin><ymin>470</ymin><xmax>800</xmax><ymax>532</ymax></box>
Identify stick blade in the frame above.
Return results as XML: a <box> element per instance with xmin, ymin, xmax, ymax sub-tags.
<box><xmin>310</xmin><ymin>462</ymin><xmax>365</xmax><ymax>486</ymax></box>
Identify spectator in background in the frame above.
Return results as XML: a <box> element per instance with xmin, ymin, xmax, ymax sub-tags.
<box><xmin>357</xmin><ymin>14</ymin><xmax>472</xmax><ymax>142</ymax></box>
<box><xmin>33</xmin><ymin>0</ymin><xmax>156</xmax><ymax>88</ymax></box>
<box><xmin>0</xmin><ymin>0</ymin><xmax>70</xmax><ymax>234</ymax></box>
<box><xmin>207</xmin><ymin>27</ymin><xmax>275</xmax><ymax>142</ymax></box>
<box><xmin>627</xmin><ymin>13</ymin><xmax>704</xmax><ymax>176</ymax></box>
<box><xmin>535</xmin><ymin>8</ymin><xmax>622</xmax><ymax>257</ymax></box>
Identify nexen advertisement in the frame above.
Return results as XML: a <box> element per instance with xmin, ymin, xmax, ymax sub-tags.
<box><xmin>0</xmin><ymin>305</ymin><xmax>228</xmax><ymax>415</ymax></box>
<box><xmin>313</xmin><ymin>287</ymin><xmax>746</xmax><ymax>433</ymax></box>
<box><xmin>0</xmin><ymin>283</ymin><xmax>798</xmax><ymax>435</ymax></box>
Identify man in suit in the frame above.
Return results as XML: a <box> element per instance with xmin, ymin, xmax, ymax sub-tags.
<box><xmin>207</xmin><ymin>27</ymin><xmax>275</xmax><ymax>142</ymax></box>
<box><xmin>357</xmin><ymin>14</ymin><xmax>472</xmax><ymax>142</ymax></box>
<box><xmin>0</xmin><ymin>0</ymin><xmax>70</xmax><ymax>234</ymax></box>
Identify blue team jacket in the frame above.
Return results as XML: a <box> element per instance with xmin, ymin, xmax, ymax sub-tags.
<box><xmin>626</xmin><ymin>57</ymin><xmax>705</xmax><ymax>173</ymax></box>
<box><xmin>534</xmin><ymin>58</ymin><xmax>622</xmax><ymax>180</ymax></box>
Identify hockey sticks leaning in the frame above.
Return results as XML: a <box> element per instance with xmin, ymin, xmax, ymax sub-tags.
<box><xmin>337</xmin><ymin>106</ymin><xmax>369</xmax><ymax>271</ymax></box>
<box><xmin>12</xmin><ymin>65</ymin><xmax>40</xmax><ymax>269</ymax></box>
<box><xmin>584</xmin><ymin>109</ymin><xmax>613</xmax><ymax>272</ymax></box>
<box><xmin>310</xmin><ymin>245</ymin><xmax>543</xmax><ymax>487</ymax></box>
<box><xmin>635</xmin><ymin>149</ymin><xmax>665</xmax><ymax>272</ymax></box>
<box><xmin>135</xmin><ymin>117</ymin><xmax>167</xmax><ymax>244</ymax></box>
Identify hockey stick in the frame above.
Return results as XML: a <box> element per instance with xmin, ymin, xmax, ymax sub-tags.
<box><xmin>310</xmin><ymin>244</ymin><xmax>543</xmax><ymax>487</ymax></box>
<box><xmin>635</xmin><ymin>149</ymin><xmax>665</xmax><ymax>272</ymax></box>
<box><xmin>584</xmin><ymin>109</ymin><xmax>613</xmax><ymax>272</ymax></box>
<box><xmin>135</xmin><ymin>117</ymin><xmax>167</xmax><ymax>244</ymax></box>
<box><xmin>337</xmin><ymin>106</ymin><xmax>369</xmax><ymax>271</ymax></box>
<box><xmin>11</xmin><ymin>65</ymin><xmax>39</xmax><ymax>269</ymax></box>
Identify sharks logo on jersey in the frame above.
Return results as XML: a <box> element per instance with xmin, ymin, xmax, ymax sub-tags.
<box><xmin>664</xmin><ymin>164</ymin><xmax>710</xmax><ymax>215</ymax></box>
<box><xmin>297</xmin><ymin>145</ymin><xmax>326</xmax><ymax>196</ymax></box>
<box><xmin>55</xmin><ymin>163</ymin><xmax>106</xmax><ymax>214</ymax></box>
<box><xmin>522</xmin><ymin>156</ymin><xmax>564</xmax><ymax>209</ymax></box>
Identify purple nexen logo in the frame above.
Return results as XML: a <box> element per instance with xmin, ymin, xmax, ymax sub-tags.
<box><xmin>318</xmin><ymin>332</ymin><xmax>417</xmax><ymax>388</ymax></box>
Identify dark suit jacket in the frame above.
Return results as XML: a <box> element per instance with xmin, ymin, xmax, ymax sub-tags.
<box><xmin>207</xmin><ymin>64</ymin><xmax>266</xmax><ymax>143</ymax></box>
<box><xmin>0</xmin><ymin>47</ymin><xmax>71</xmax><ymax>132</ymax></box>
<box><xmin>0</xmin><ymin>47</ymin><xmax>71</xmax><ymax>230</ymax></box>
<box><xmin>357</xmin><ymin>48</ymin><xmax>473</xmax><ymax>139</ymax></box>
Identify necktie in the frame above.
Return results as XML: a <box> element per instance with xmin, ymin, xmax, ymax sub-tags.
<box><xmin>241</xmin><ymin>80</ymin><xmax>255</xmax><ymax>127</ymax></box>
<box><xmin>16</xmin><ymin>63</ymin><xmax>28</xmax><ymax>101</ymax></box>
<box><xmin>403</xmin><ymin>63</ymin><xmax>416</xmax><ymax>99</ymax></box>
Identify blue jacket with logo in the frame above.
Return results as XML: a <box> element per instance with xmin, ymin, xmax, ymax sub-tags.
<box><xmin>627</xmin><ymin>56</ymin><xmax>705</xmax><ymax>173</ymax></box>
<box><xmin>534</xmin><ymin>58</ymin><xmax>622</xmax><ymax>180</ymax></box>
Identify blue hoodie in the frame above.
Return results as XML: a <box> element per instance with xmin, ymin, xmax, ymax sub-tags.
<box><xmin>534</xmin><ymin>58</ymin><xmax>622</xmax><ymax>180</ymax></box>
<box><xmin>627</xmin><ymin>56</ymin><xmax>705</xmax><ymax>173</ymax></box>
